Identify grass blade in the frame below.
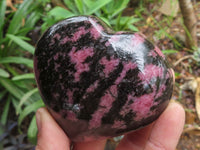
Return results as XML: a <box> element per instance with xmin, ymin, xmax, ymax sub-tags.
<box><xmin>7</xmin><ymin>0</ymin><xmax>34</xmax><ymax>34</ymax></box>
<box><xmin>0</xmin><ymin>77</ymin><xmax>24</xmax><ymax>99</ymax></box>
<box><xmin>85</xmin><ymin>0</ymin><xmax>112</xmax><ymax>15</ymax></box>
<box><xmin>18</xmin><ymin>99</ymin><xmax>44</xmax><ymax>127</ymax></box>
<box><xmin>75</xmin><ymin>0</ymin><xmax>84</xmax><ymax>14</ymax></box>
<box><xmin>128</xmin><ymin>25</ymin><xmax>139</xmax><ymax>32</ymax></box>
<box><xmin>25</xmin><ymin>11</ymin><xmax>41</xmax><ymax>29</ymax></box>
<box><xmin>0</xmin><ymin>0</ymin><xmax>6</xmax><ymax>41</ymax></box>
<box><xmin>162</xmin><ymin>49</ymin><xmax>178</xmax><ymax>55</ymax></box>
<box><xmin>110</xmin><ymin>0</ymin><xmax>130</xmax><ymax>18</ymax></box>
<box><xmin>11</xmin><ymin>97</ymin><xmax>19</xmax><ymax>112</ymax></box>
<box><xmin>17</xmin><ymin>88</ymin><xmax>39</xmax><ymax>114</ymax></box>
<box><xmin>0</xmin><ymin>57</ymin><xmax>33</xmax><ymax>68</ymax></box>
<box><xmin>48</xmin><ymin>7</ymin><xmax>75</xmax><ymax>20</ymax></box>
<box><xmin>0</xmin><ymin>68</ymin><xmax>10</xmax><ymax>78</ymax></box>
<box><xmin>0</xmin><ymin>90</ymin><xmax>7</xmax><ymax>101</ymax></box>
<box><xmin>27</xmin><ymin>116</ymin><xmax>37</xmax><ymax>144</ymax></box>
<box><xmin>12</xmin><ymin>73</ymin><xmax>35</xmax><ymax>81</ymax></box>
<box><xmin>63</xmin><ymin>0</ymin><xmax>78</xmax><ymax>14</ymax></box>
<box><xmin>6</xmin><ymin>34</ymin><xmax>35</xmax><ymax>54</ymax></box>
<box><xmin>0</xmin><ymin>97</ymin><xmax>11</xmax><ymax>125</ymax></box>
<box><xmin>83</xmin><ymin>0</ymin><xmax>93</xmax><ymax>7</ymax></box>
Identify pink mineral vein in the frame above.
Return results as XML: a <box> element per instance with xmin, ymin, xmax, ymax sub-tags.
<box><xmin>60</xmin><ymin>26</ymin><xmax>89</xmax><ymax>44</ymax></box>
<box><xmin>50</xmin><ymin>33</ymin><xmax>61</xmax><ymax>46</ymax></box>
<box><xmin>89</xmin><ymin>18</ymin><xmax>104</xmax><ymax>39</ymax></box>
<box><xmin>53</xmin><ymin>33</ymin><xmax>61</xmax><ymax>40</ymax></box>
<box><xmin>105</xmin><ymin>41</ymin><xmax>110</xmax><ymax>46</ymax></box>
<box><xmin>154</xmin><ymin>46</ymin><xmax>165</xmax><ymax>58</ymax></box>
<box><xmin>90</xmin><ymin>26</ymin><xmax>101</xmax><ymax>40</ymax></box>
<box><xmin>69</xmin><ymin>47</ymin><xmax>94</xmax><ymax>81</ymax></box>
<box><xmin>54</xmin><ymin>63</ymin><xmax>60</xmax><ymax>71</ymax></box>
<box><xmin>99</xmin><ymin>56</ymin><xmax>119</xmax><ymax>77</ymax></box>
<box><xmin>89</xmin><ymin>85</ymin><xmax>117</xmax><ymax>129</ymax></box>
<box><xmin>86</xmin><ymin>80</ymin><xmax>99</xmax><ymax>93</ymax></box>
<box><xmin>72</xmin><ymin>27</ymin><xmax>88</xmax><ymax>42</ymax></box>
<box><xmin>66</xmin><ymin>89</ymin><xmax>74</xmax><ymax>104</ymax></box>
<box><xmin>155</xmin><ymin>84</ymin><xmax>166</xmax><ymax>98</ymax></box>
<box><xmin>119</xmin><ymin>93</ymin><xmax>135</xmax><ymax>117</ymax></box>
<box><xmin>61</xmin><ymin>36</ymin><xmax>70</xmax><ymax>44</ymax></box>
<box><xmin>112</xmin><ymin>120</ymin><xmax>126</xmax><ymax>129</ymax></box>
<box><xmin>148</xmin><ymin>50</ymin><xmax>157</xmax><ymax>58</ymax></box>
<box><xmin>131</xmin><ymin>33</ymin><xmax>145</xmax><ymax>46</ymax></box>
<box><xmin>130</xmin><ymin>92</ymin><xmax>155</xmax><ymax>121</ymax></box>
<box><xmin>109</xmin><ymin>84</ymin><xmax>118</xmax><ymax>97</ymax></box>
<box><xmin>108</xmin><ymin>35</ymin><xmax>121</xmax><ymax>43</ymax></box>
<box><xmin>53</xmin><ymin>52</ymin><xmax>59</xmax><ymax>60</ymax></box>
<box><xmin>115</xmin><ymin>62</ymin><xmax>137</xmax><ymax>84</ymax></box>
<box><xmin>139</xmin><ymin>64</ymin><xmax>164</xmax><ymax>83</ymax></box>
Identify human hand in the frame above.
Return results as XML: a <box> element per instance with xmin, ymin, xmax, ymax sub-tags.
<box><xmin>35</xmin><ymin>102</ymin><xmax>185</xmax><ymax>150</ymax></box>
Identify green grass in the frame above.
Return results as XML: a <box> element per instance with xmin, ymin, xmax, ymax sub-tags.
<box><xmin>0</xmin><ymin>0</ymin><xmax>47</xmax><ymax>144</ymax></box>
<box><xmin>42</xmin><ymin>0</ymin><xmax>139</xmax><ymax>32</ymax></box>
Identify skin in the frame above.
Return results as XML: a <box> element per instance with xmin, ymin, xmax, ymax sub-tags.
<box><xmin>35</xmin><ymin>101</ymin><xmax>185</xmax><ymax>150</ymax></box>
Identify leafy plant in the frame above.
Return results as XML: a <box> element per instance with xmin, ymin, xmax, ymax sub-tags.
<box><xmin>0</xmin><ymin>0</ymin><xmax>45</xmax><ymax>145</ymax></box>
<box><xmin>162</xmin><ymin>49</ymin><xmax>178</xmax><ymax>55</ymax></box>
<box><xmin>41</xmin><ymin>0</ymin><xmax>139</xmax><ymax>32</ymax></box>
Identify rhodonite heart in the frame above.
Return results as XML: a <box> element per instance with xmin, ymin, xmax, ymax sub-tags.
<box><xmin>34</xmin><ymin>16</ymin><xmax>174</xmax><ymax>142</ymax></box>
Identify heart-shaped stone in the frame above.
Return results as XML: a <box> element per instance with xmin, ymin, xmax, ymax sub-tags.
<box><xmin>34</xmin><ymin>16</ymin><xmax>174</xmax><ymax>142</ymax></box>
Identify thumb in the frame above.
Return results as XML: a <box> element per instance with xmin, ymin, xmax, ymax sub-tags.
<box><xmin>35</xmin><ymin>107</ymin><xmax>71</xmax><ymax>150</ymax></box>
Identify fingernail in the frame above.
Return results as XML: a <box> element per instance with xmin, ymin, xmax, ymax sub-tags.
<box><xmin>36</xmin><ymin>109</ymin><xmax>42</xmax><ymax>131</ymax></box>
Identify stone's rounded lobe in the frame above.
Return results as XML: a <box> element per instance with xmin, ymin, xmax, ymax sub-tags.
<box><xmin>34</xmin><ymin>16</ymin><xmax>174</xmax><ymax>142</ymax></box>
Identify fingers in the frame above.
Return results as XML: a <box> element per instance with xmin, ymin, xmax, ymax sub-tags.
<box><xmin>35</xmin><ymin>107</ymin><xmax>71</xmax><ymax>150</ymax></box>
<box><xmin>144</xmin><ymin>102</ymin><xmax>185</xmax><ymax>150</ymax></box>
<box><xmin>115</xmin><ymin>123</ymin><xmax>154</xmax><ymax>150</ymax></box>
<box><xmin>116</xmin><ymin>102</ymin><xmax>185</xmax><ymax>150</ymax></box>
<box><xmin>35</xmin><ymin>107</ymin><xmax>106</xmax><ymax>150</ymax></box>
<box><xmin>35</xmin><ymin>102</ymin><xmax>185</xmax><ymax>150</ymax></box>
<box><xmin>73</xmin><ymin>139</ymin><xmax>106</xmax><ymax>150</ymax></box>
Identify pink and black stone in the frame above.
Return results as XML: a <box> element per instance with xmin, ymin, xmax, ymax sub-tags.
<box><xmin>34</xmin><ymin>16</ymin><xmax>174</xmax><ymax>142</ymax></box>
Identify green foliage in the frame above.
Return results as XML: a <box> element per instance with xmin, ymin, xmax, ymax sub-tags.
<box><xmin>12</xmin><ymin>73</ymin><xmax>35</xmax><ymax>81</ymax></box>
<box><xmin>162</xmin><ymin>49</ymin><xmax>178</xmax><ymax>55</ymax></box>
<box><xmin>0</xmin><ymin>98</ymin><xmax>11</xmax><ymax>126</ymax></box>
<box><xmin>41</xmin><ymin>0</ymin><xmax>139</xmax><ymax>32</ymax></box>
<box><xmin>0</xmin><ymin>0</ymin><xmax>41</xmax><ymax>56</ymax></box>
<box><xmin>28</xmin><ymin>116</ymin><xmax>37</xmax><ymax>144</ymax></box>
<box><xmin>6</xmin><ymin>34</ymin><xmax>35</xmax><ymax>54</ymax></box>
<box><xmin>0</xmin><ymin>0</ymin><xmax>6</xmax><ymax>42</ymax></box>
<box><xmin>0</xmin><ymin>57</ymin><xmax>33</xmax><ymax>68</ymax></box>
<box><xmin>18</xmin><ymin>100</ymin><xmax>44</xmax><ymax>128</ymax></box>
<box><xmin>0</xmin><ymin>0</ymin><xmax>46</xmax><ymax>144</ymax></box>
<box><xmin>0</xmin><ymin>68</ymin><xmax>10</xmax><ymax>78</ymax></box>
